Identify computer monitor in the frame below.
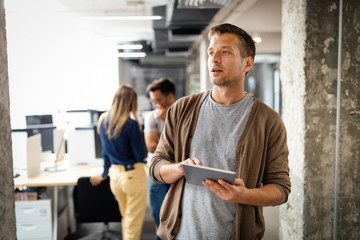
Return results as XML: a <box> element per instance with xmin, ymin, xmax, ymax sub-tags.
<box><xmin>26</xmin><ymin>134</ymin><xmax>42</xmax><ymax>178</ymax></box>
<box><xmin>25</xmin><ymin>114</ymin><xmax>55</xmax><ymax>152</ymax></box>
<box><xmin>44</xmin><ymin>129</ymin><xmax>67</xmax><ymax>172</ymax></box>
<box><xmin>26</xmin><ymin>114</ymin><xmax>53</xmax><ymax>126</ymax></box>
<box><xmin>93</xmin><ymin>110</ymin><xmax>105</xmax><ymax>159</ymax></box>
<box><xmin>12</xmin><ymin>132</ymin><xmax>41</xmax><ymax>177</ymax></box>
<box><xmin>25</xmin><ymin>126</ymin><xmax>55</xmax><ymax>152</ymax></box>
<box><xmin>53</xmin><ymin>129</ymin><xmax>66</xmax><ymax>162</ymax></box>
<box><xmin>67</xmin><ymin>127</ymin><xmax>97</xmax><ymax>165</ymax></box>
<box><xmin>93</xmin><ymin>125</ymin><xmax>102</xmax><ymax>159</ymax></box>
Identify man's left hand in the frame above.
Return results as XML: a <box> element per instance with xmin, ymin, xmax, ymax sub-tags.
<box><xmin>203</xmin><ymin>178</ymin><xmax>283</xmax><ymax>206</ymax></box>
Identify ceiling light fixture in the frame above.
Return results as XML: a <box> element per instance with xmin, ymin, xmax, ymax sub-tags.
<box><xmin>117</xmin><ymin>44</ymin><xmax>143</xmax><ymax>50</ymax></box>
<box><xmin>253</xmin><ymin>33</ymin><xmax>262</xmax><ymax>43</ymax></box>
<box><xmin>118</xmin><ymin>52</ymin><xmax>146</xmax><ymax>58</ymax></box>
<box><xmin>92</xmin><ymin>16</ymin><xmax>163</xmax><ymax>21</ymax></box>
<box><xmin>253</xmin><ymin>36</ymin><xmax>262</xmax><ymax>43</ymax></box>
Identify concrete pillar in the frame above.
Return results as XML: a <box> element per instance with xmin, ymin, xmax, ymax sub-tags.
<box><xmin>199</xmin><ymin>38</ymin><xmax>212</xmax><ymax>92</ymax></box>
<box><xmin>280</xmin><ymin>0</ymin><xmax>360</xmax><ymax>239</ymax></box>
<box><xmin>0</xmin><ymin>0</ymin><xmax>17</xmax><ymax>238</ymax></box>
<box><xmin>118</xmin><ymin>58</ymin><xmax>133</xmax><ymax>86</ymax></box>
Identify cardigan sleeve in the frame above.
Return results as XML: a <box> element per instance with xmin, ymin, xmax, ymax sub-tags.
<box><xmin>149</xmin><ymin>92</ymin><xmax>207</xmax><ymax>185</ymax></box>
<box><xmin>262</xmin><ymin>117</ymin><xmax>291</xmax><ymax>205</ymax></box>
<box><xmin>149</xmin><ymin>103</ymin><xmax>176</xmax><ymax>184</ymax></box>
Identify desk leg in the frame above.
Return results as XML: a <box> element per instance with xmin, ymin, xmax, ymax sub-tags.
<box><xmin>53</xmin><ymin>186</ymin><xmax>58</xmax><ymax>240</ymax></box>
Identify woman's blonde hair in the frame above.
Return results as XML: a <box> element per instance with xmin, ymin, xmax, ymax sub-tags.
<box><xmin>97</xmin><ymin>85</ymin><xmax>141</xmax><ymax>138</ymax></box>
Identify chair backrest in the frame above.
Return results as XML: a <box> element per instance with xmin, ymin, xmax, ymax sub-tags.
<box><xmin>73</xmin><ymin>177</ymin><xmax>122</xmax><ymax>223</ymax></box>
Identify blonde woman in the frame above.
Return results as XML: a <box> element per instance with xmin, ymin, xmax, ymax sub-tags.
<box><xmin>90</xmin><ymin>85</ymin><xmax>147</xmax><ymax>240</ymax></box>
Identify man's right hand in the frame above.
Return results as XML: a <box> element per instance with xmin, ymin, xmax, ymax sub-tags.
<box><xmin>160</xmin><ymin>157</ymin><xmax>202</xmax><ymax>184</ymax></box>
<box><xmin>157</xmin><ymin>106</ymin><xmax>169</xmax><ymax>121</ymax></box>
<box><xmin>181</xmin><ymin>157</ymin><xmax>202</xmax><ymax>167</ymax></box>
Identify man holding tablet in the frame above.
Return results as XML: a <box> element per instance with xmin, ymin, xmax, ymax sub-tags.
<box><xmin>149</xmin><ymin>23</ymin><xmax>291</xmax><ymax>240</ymax></box>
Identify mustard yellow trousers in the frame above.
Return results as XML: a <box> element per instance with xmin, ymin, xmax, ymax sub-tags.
<box><xmin>109</xmin><ymin>163</ymin><xmax>148</xmax><ymax>240</ymax></box>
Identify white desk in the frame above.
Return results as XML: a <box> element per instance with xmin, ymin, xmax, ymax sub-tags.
<box><xmin>14</xmin><ymin>163</ymin><xmax>103</xmax><ymax>240</ymax></box>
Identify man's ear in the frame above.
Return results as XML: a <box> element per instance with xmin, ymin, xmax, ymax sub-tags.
<box><xmin>244</xmin><ymin>56</ymin><xmax>254</xmax><ymax>73</ymax></box>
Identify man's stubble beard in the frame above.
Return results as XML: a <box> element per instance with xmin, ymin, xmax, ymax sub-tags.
<box><xmin>211</xmin><ymin>76</ymin><xmax>239</xmax><ymax>88</ymax></box>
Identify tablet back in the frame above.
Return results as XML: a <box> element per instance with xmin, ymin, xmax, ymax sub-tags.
<box><xmin>183</xmin><ymin>164</ymin><xmax>236</xmax><ymax>187</ymax></box>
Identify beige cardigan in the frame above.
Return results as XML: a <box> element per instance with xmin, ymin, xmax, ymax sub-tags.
<box><xmin>149</xmin><ymin>92</ymin><xmax>291</xmax><ymax>240</ymax></box>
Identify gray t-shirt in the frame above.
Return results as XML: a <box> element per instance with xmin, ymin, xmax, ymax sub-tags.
<box><xmin>144</xmin><ymin>109</ymin><xmax>164</xmax><ymax>167</ymax></box>
<box><xmin>176</xmin><ymin>91</ymin><xmax>254</xmax><ymax>240</ymax></box>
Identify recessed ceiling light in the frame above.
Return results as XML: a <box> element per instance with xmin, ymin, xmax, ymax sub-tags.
<box><xmin>91</xmin><ymin>16</ymin><xmax>163</xmax><ymax>21</ymax></box>
<box><xmin>118</xmin><ymin>52</ymin><xmax>146</xmax><ymax>58</ymax></box>
<box><xmin>253</xmin><ymin>33</ymin><xmax>262</xmax><ymax>43</ymax></box>
<box><xmin>117</xmin><ymin>44</ymin><xmax>143</xmax><ymax>50</ymax></box>
<box><xmin>253</xmin><ymin>36</ymin><xmax>262</xmax><ymax>43</ymax></box>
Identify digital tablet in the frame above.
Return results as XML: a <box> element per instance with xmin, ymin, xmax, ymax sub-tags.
<box><xmin>182</xmin><ymin>164</ymin><xmax>237</xmax><ymax>187</ymax></box>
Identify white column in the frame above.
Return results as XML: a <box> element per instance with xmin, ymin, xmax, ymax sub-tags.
<box><xmin>199</xmin><ymin>39</ymin><xmax>212</xmax><ymax>92</ymax></box>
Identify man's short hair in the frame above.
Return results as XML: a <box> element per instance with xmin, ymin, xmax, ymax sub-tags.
<box><xmin>208</xmin><ymin>23</ymin><xmax>256</xmax><ymax>61</ymax></box>
<box><xmin>146</xmin><ymin>78</ymin><xmax>176</xmax><ymax>96</ymax></box>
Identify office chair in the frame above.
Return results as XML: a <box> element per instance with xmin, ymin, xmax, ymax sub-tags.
<box><xmin>73</xmin><ymin>177</ymin><xmax>122</xmax><ymax>240</ymax></box>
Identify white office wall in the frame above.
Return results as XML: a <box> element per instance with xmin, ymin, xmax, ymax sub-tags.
<box><xmin>5</xmin><ymin>0</ymin><xmax>119</xmax><ymax>128</ymax></box>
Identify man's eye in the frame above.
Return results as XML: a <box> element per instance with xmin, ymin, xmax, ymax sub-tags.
<box><xmin>208</xmin><ymin>52</ymin><xmax>214</xmax><ymax>56</ymax></box>
<box><xmin>223</xmin><ymin>51</ymin><xmax>229</xmax><ymax>54</ymax></box>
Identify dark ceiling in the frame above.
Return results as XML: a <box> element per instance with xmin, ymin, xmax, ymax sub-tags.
<box><xmin>122</xmin><ymin>0</ymin><xmax>231</xmax><ymax>66</ymax></box>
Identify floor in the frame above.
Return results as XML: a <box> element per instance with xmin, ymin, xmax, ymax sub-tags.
<box><xmin>64</xmin><ymin>200</ymin><xmax>279</xmax><ymax>240</ymax></box>
<box><xmin>64</xmin><ymin>204</ymin><xmax>157</xmax><ymax>240</ymax></box>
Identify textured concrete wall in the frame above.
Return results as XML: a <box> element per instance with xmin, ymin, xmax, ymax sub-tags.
<box><xmin>303</xmin><ymin>1</ymin><xmax>339</xmax><ymax>239</ymax></box>
<box><xmin>337</xmin><ymin>0</ymin><xmax>360</xmax><ymax>238</ymax></box>
<box><xmin>280</xmin><ymin>0</ymin><xmax>360</xmax><ymax>239</ymax></box>
<box><xmin>0</xmin><ymin>0</ymin><xmax>17</xmax><ymax>238</ymax></box>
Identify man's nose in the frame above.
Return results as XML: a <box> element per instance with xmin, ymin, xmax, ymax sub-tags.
<box><xmin>211</xmin><ymin>52</ymin><xmax>221</xmax><ymax>64</ymax></box>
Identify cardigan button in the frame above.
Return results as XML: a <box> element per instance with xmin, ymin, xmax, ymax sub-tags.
<box><xmin>185</xmin><ymin>154</ymin><xmax>189</xmax><ymax>159</ymax></box>
<box><xmin>178</xmin><ymin>213</ymin><xmax>182</xmax><ymax>218</ymax></box>
<box><xmin>171</xmin><ymin>231</ymin><xmax>176</xmax><ymax>236</ymax></box>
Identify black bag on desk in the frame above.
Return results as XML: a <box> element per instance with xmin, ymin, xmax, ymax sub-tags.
<box><xmin>73</xmin><ymin>177</ymin><xmax>122</xmax><ymax>223</ymax></box>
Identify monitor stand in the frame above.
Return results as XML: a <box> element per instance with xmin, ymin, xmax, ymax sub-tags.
<box><xmin>46</xmin><ymin>128</ymin><xmax>67</xmax><ymax>172</ymax></box>
<box><xmin>45</xmin><ymin>164</ymin><xmax>66</xmax><ymax>172</ymax></box>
